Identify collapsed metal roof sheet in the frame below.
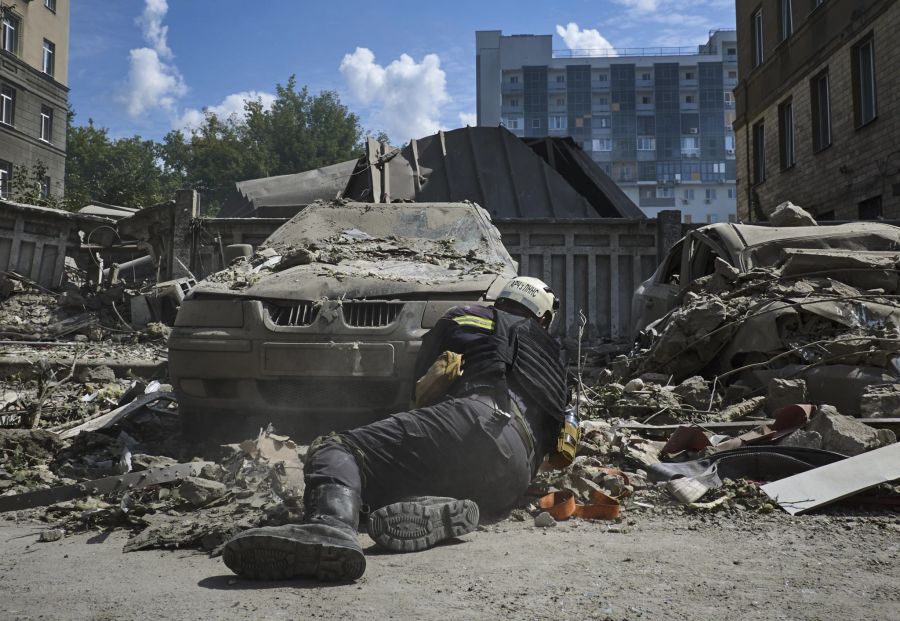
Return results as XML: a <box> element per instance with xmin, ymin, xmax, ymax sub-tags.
<box><xmin>216</xmin><ymin>127</ymin><xmax>642</xmax><ymax>219</ymax></box>
<box><xmin>77</xmin><ymin>202</ymin><xmax>140</xmax><ymax>220</ymax></box>
<box><xmin>342</xmin><ymin>127</ymin><xmax>643</xmax><ymax>219</ymax></box>
<box><xmin>218</xmin><ymin>159</ymin><xmax>359</xmax><ymax>217</ymax></box>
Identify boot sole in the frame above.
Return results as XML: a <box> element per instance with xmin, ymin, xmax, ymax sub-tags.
<box><xmin>222</xmin><ymin>534</ymin><xmax>365</xmax><ymax>582</ymax></box>
<box><xmin>368</xmin><ymin>499</ymin><xmax>479</xmax><ymax>553</ymax></box>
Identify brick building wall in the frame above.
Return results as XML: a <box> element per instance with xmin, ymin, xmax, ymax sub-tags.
<box><xmin>734</xmin><ymin>0</ymin><xmax>898</xmax><ymax>221</ymax></box>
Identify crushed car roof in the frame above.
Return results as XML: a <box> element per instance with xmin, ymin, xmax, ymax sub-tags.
<box><xmin>196</xmin><ymin>201</ymin><xmax>517</xmax><ymax>300</ymax></box>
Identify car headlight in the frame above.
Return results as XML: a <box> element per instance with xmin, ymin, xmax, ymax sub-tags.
<box><xmin>174</xmin><ymin>299</ymin><xmax>244</xmax><ymax>327</ymax></box>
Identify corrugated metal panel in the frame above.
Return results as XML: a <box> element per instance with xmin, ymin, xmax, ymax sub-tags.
<box><xmin>497</xmin><ymin>220</ymin><xmax>658</xmax><ymax>342</ymax></box>
<box><xmin>342</xmin><ymin>127</ymin><xmax>643</xmax><ymax>220</ymax></box>
<box><xmin>194</xmin><ymin>214</ymin><xmax>665</xmax><ymax>343</ymax></box>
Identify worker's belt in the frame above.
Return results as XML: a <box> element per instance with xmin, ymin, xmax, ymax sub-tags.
<box><xmin>468</xmin><ymin>392</ymin><xmax>535</xmax><ymax>462</ymax></box>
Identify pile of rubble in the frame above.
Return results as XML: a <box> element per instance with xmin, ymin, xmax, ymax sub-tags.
<box><xmin>527</xmin><ymin>240</ymin><xmax>900</xmax><ymax>526</ymax></box>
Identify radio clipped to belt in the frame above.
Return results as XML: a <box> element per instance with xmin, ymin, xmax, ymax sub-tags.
<box><xmin>554</xmin><ymin>406</ymin><xmax>581</xmax><ymax>466</ymax></box>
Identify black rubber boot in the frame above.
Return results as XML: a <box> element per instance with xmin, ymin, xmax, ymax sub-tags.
<box><xmin>222</xmin><ymin>483</ymin><xmax>365</xmax><ymax>581</ymax></box>
<box><xmin>367</xmin><ymin>497</ymin><xmax>480</xmax><ymax>553</ymax></box>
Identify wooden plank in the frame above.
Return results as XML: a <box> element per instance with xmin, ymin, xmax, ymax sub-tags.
<box><xmin>51</xmin><ymin>226</ymin><xmax>69</xmax><ymax>288</ymax></box>
<box><xmin>29</xmin><ymin>241</ymin><xmax>44</xmax><ymax>281</ymax></box>
<box><xmin>6</xmin><ymin>216</ymin><xmax>23</xmax><ymax>273</ymax></box>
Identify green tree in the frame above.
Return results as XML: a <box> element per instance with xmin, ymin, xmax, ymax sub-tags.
<box><xmin>65</xmin><ymin>76</ymin><xmax>368</xmax><ymax>214</ymax></box>
<box><xmin>65</xmin><ymin>112</ymin><xmax>173</xmax><ymax>210</ymax></box>
<box><xmin>161</xmin><ymin>76</ymin><xmax>365</xmax><ymax>213</ymax></box>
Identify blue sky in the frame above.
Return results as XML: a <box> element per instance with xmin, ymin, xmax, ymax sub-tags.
<box><xmin>69</xmin><ymin>0</ymin><xmax>736</xmax><ymax>143</ymax></box>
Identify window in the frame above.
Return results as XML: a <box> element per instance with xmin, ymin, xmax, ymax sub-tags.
<box><xmin>555</xmin><ymin>97</ymin><xmax>564</xmax><ymax>106</ymax></box>
<box><xmin>504</xmin><ymin>117</ymin><xmax>520</xmax><ymax>130</ymax></box>
<box><xmin>706</xmin><ymin>188</ymin><xmax>717</xmax><ymax>200</ymax></box>
<box><xmin>40</xmin><ymin>176</ymin><xmax>50</xmax><ymax>199</ymax></box>
<box><xmin>641</xmin><ymin>96</ymin><xmax>651</xmax><ymax>104</ymax></box>
<box><xmin>727</xmin><ymin>188</ymin><xmax>736</xmax><ymax>199</ymax></box>
<box><xmin>42</xmin><ymin>40</ymin><xmax>56</xmax><ymax>76</ymax></box>
<box><xmin>656</xmin><ymin>187</ymin><xmax>673</xmax><ymax>198</ymax></box>
<box><xmin>44</xmin><ymin>0</ymin><xmax>56</xmax><ymax>11</ymax></box>
<box><xmin>40</xmin><ymin>106</ymin><xmax>53</xmax><ymax>142</ymax></box>
<box><xmin>810</xmin><ymin>70</ymin><xmax>832</xmax><ymax>151</ymax></box>
<box><xmin>752</xmin><ymin>120</ymin><xmax>765</xmax><ymax>183</ymax></box>
<box><xmin>684</xmin><ymin>214</ymin><xmax>693</xmax><ymax>224</ymax></box>
<box><xmin>509</xmin><ymin>75</ymin><xmax>519</xmax><ymax>84</ymax></box>
<box><xmin>593</xmin><ymin>138</ymin><xmax>612</xmax><ymax>151</ymax></box>
<box><xmin>858</xmin><ymin>196</ymin><xmax>882</xmax><ymax>220</ymax></box>
<box><xmin>728</xmin><ymin>70</ymin><xmax>738</xmax><ymax>79</ymax></box>
<box><xmin>531</xmin><ymin>118</ymin><xmax>541</xmax><ymax>129</ymax></box>
<box><xmin>641</xmin><ymin>72</ymin><xmax>651</xmax><ymax>80</ymax></box>
<box><xmin>727</xmin><ymin>47</ymin><xmax>737</xmax><ymax>56</ymax></box>
<box><xmin>779</xmin><ymin>0</ymin><xmax>793</xmax><ymax>41</ymax></box>
<box><xmin>637</xmin><ymin>137</ymin><xmax>656</xmax><ymax>151</ymax></box>
<box><xmin>778</xmin><ymin>98</ymin><xmax>795</xmax><ymax>169</ymax></box>
<box><xmin>683</xmin><ymin>189</ymin><xmax>695</xmax><ymax>200</ymax></box>
<box><xmin>596</xmin><ymin>96</ymin><xmax>608</xmax><ymax>105</ymax></box>
<box><xmin>752</xmin><ymin>9</ymin><xmax>764</xmax><ymax>67</ymax></box>
<box><xmin>596</xmin><ymin>73</ymin><xmax>608</xmax><ymax>82</ymax></box>
<box><xmin>684</xmin><ymin>71</ymin><xmax>695</xmax><ymax>80</ymax></box>
<box><xmin>852</xmin><ymin>34</ymin><xmax>877</xmax><ymax>127</ymax></box>
<box><xmin>0</xmin><ymin>160</ymin><xmax>10</xmax><ymax>199</ymax></box>
<box><xmin>724</xmin><ymin>91</ymin><xmax>735</xmax><ymax>104</ymax></box>
<box><xmin>556</xmin><ymin>75</ymin><xmax>565</xmax><ymax>83</ymax></box>
<box><xmin>681</xmin><ymin>136</ymin><xmax>700</xmax><ymax>156</ymax></box>
<box><xmin>597</xmin><ymin>116</ymin><xmax>610</xmax><ymax>128</ymax></box>
<box><xmin>1</xmin><ymin>12</ymin><xmax>19</xmax><ymax>55</ymax></box>
<box><xmin>684</xmin><ymin>95</ymin><xmax>695</xmax><ymax>104</ymax></box>
<box><xmin>0</xmin><ymin>84</ymin><xmax>14</xmax><ymax>125</ymax></box>
<box><xmin>549</xmin><ymin>115</ymin><xmax>567</xmax><ymax>130</ymax></box>
<box><xmin>509</xmin><ymin>98</ymin><xmax>519</xmax><ymax>107</ymax></box>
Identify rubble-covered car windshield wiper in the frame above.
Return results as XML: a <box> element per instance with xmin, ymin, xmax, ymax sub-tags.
<box><xmin>631</xmin><ymin>221</ymin><xmax>900</xmax><ymax>335</ymax></box>
<box><xmin>168</xmin><ymin>201</ymin><xmax>518</xmax><ymax>442</ymax></box>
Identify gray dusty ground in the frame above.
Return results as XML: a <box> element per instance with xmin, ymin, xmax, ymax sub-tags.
<box><xmin>1</xmin><ymin>510</ymin><xmax>898</xmax><ymax>621</ymax></box>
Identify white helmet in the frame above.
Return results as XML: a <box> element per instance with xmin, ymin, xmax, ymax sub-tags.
<box><xmin>497</xmin><ymin>276</ymin><xmax>559</xmax><ymax>322</ymax></box>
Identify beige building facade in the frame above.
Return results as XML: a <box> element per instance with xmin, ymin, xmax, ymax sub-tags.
<box><xmin>0</xmin><ymin>0</ymin><xmax>69</xmax><ymax>201</ymax></box>
<box><xmin>734</xmin><ymin>0</ymin><xmax>898</xmax><ymax>221</ymax></box>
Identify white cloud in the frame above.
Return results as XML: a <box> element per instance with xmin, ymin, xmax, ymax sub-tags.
<box><xmin>137</xmin><ymin>0</ymin><xmax>172</xmax><ymax>59</ymax></box>
<box><xmin>176</xmin><ymin>91</ymin><xmax>276</xmax><ymax>132</ymax></box>
<box><xmin>613</xmin><ymin>0</ymin><xmax>660</xmax><ymax>10</ymax></box>
<box><xmin>120</xmin><ymin>0</ymin><xmax>186</xmax><ymax>118</ymax></box>
<box><xmin>122</xmin><ymin>47</ymin><xmax>187</xmax><ymax>116</ymax></box>
<box><xmin>458</xmin><ymin>112</ymin><xmax>477</xmax><ymax>127</ymax></box>
<box><xmin>340</xmin><ymin>47</ymin><xmax>450</xmax><ymax>142</ymax></box>
<box><xmin>556</xmin><ymin>23</ymin><xmax>617</xmax><ymax>55</ymax></box>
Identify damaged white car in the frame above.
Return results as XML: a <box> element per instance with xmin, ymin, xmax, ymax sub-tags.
<box><xmin>632</xmin><ymin>221</ymin><xmax>900</xmax><ymax>334</ymax></box>
<box><xmin>169</xmin><ymin>201</ymin><xmax>517</xmax><ymax>440</ymax></box>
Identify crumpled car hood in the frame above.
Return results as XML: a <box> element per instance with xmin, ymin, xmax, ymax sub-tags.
<box><xmin>194</xmin><ymin>259</ymin><xmax>507</xmax><ymax>300</ymax></box>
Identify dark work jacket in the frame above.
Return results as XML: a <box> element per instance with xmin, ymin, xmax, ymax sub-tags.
<box><xmin>414</xmin><ymin>304</ymin><xmax>566</xmax><ymax>460</ymax></box>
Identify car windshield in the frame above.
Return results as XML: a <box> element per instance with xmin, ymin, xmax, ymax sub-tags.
<box><xmin>262</xmin><ymin>203</ymin><xmax>512</xmax><ymax>267</ymax></box>
<box><xmin>742</xmin><ymin>230</ymin><xmax>900</xmax><ymax>269</ymax></box>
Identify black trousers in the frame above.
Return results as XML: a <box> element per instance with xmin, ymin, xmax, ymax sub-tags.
<box><xmin>304</xmin><ymin>395</ymin><xmax>534</xmax><ymax>518</ymax></box>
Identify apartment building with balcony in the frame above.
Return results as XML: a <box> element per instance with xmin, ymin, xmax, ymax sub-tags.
<box><xmin>734</xmin><ymin>0</ymin><xmax>898</xmax><ymax>221</ymax></box>
<box><xmin>0</xmin><ymin>0</ymin><xmax>69</xmax><ymax>201</ymax></box>
<box><xmin>476</xmin><ymin>29</ymin><xmax>738</xmax><ymax>223</ymax></box>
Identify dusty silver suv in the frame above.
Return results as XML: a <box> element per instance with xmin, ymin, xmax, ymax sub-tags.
<box><xmin>169</xmin><ymin>201</ymin><xmax>517</xmax><ymax>440</ymax></box>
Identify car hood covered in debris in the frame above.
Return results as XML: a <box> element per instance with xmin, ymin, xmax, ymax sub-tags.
<box><xmin>192</xmin><ymin>201</ymin><xmax>517</xmax><ymax>300</ymax></box>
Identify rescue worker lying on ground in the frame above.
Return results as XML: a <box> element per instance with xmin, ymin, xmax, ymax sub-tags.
<box><xmin>222</xmin><ymin>276</ymin><xmax>571</xmax><ymax>582</ymax></box>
